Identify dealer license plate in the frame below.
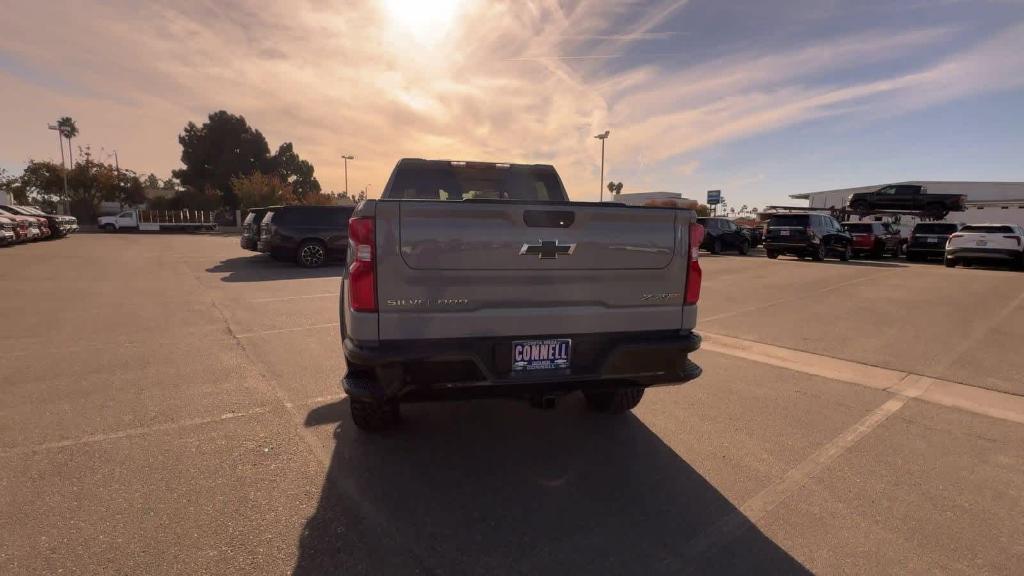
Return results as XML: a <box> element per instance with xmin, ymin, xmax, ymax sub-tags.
<box><xmin>779</xmin><ymin>230</ymin><xmax>790</xmax><ymax>236</ymax></box>
<box><xmin>512</xmin><ymin>339</ymin><xmax>571</xmax><ymax>371</ymax></box>
<box><xmin>927</xmin><ymin>237</ymin><xmax>938</xmax><ymax>243</ymax></box>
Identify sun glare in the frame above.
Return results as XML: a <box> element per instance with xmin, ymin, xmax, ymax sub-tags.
<box><xmin>381</xmin><ymin>0</ymin><xmax>465</xmax><ymax>43</ymax></box>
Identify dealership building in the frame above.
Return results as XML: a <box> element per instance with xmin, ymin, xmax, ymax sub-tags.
<box><xmin>789</xmin><ymin>181</ymin><xmax>1024</xmax><ymax>226</ymax></box>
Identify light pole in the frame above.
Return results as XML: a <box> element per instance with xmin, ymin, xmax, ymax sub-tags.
<box><xmin>594</xmin><ymin>130</ymin><xmax>609</xmax><ymax>202</ymax></box>
<box><xmin>48</xmin><ymin>124</ymin><xmax>69</xmax><ymax>213</ymax></box>
<box><xmin>341</xmin><ymin>155</ymin><xmax>354</xmax><ymax>196</ymax></box>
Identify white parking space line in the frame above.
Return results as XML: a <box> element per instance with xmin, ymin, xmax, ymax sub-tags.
<box><xmin>249</xmin><ymin>293</ymin><xmax>339</xmax><ymax>303</ymax></box>
<box><xmin>701</xmin><ymin>332</ymin><xmax>1024</xmax><ymax>425</ymax></box>
<box><xmin>680</xmin><ymin>383</ymin><xmax>923</xmax><ymax>570</ymax></box>
<box><xmin>235</xmin><ymin>323</ymin><xmax>340</xmax><ymax>338</ymax></box>
<box><xmin>0</xmin><ymin>407</ymin><xmax>272</xmax><ymax>457</ymax></box>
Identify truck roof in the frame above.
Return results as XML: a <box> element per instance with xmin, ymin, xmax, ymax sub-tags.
<box><xmin>395</xmin><ymin>158</ymin><xmax>557</xmax><ymax>170</ymax></box>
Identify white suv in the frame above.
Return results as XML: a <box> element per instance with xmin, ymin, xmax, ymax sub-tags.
<box><xmin>945</xmin><ymin>223</ymin><xmax>1024</xmax><ymax>269</ymax></box>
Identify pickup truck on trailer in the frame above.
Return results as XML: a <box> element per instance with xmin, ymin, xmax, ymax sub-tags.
<box><xmin>97</xmin><ymin>209</ymin><xmax>217</xmax><ymax>232</ymax></box>
<box><xmin>848</xmin><ymin>184</ymin><xmax>966</xmax><ymax>220</ymax></box>
<box><xmin>339</xmin><ymin>158</ymin><xmax>704</xmax><ymax>430</ymax></box>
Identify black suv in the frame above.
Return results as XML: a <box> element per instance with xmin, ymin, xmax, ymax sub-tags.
<box><xmin>240</xmin><ymin>207</ymin><xmax>276</xmax><ymax>251</ymax></box>
<box><xmin>257</xmin><ymin>205</ymin><xmax>354</xmax><ymax>267</ymax></box>
<box><xmin>764</xmin><ymin>213</ymin><xmax>852</xmax><ymax>261</ymax></box>
<box><xmin>906</xmin><ymin>222</ymin><xmax>964</xmax><ymax>261</ymax></box>
<box><xmin>697</xmin><ymin>217</ymin><xmax>751</xmax><ymax>255</ymax></box>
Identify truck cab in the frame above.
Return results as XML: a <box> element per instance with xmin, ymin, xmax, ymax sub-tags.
<box><xmin>97</xmin><ymin>211</ymin><xmax>138</xmax><ymax>231</ymax></box>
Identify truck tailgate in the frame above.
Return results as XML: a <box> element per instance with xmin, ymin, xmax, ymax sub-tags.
<box><xmin>376</xmin><ymin>201</ymin><xmax>691</xmax><ymax>340</ymax></box>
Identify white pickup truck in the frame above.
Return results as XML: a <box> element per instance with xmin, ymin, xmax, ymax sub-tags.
<box><xmin>97</xmin><ymin>209</ymin><xmax>218</xmax><ymax>232</ymax></box>
<box><xmin>945</xmin><ymin>223</ymin><xmax>1024</xmax><ymax>268</ymax></box>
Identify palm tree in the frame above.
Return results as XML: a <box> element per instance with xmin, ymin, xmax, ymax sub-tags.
<box><xmin>57</xmin><ymin>116</ymin><xmax>79</xmax><ymax>167</ymax></box>
<box><xmin>740</xmin><ymin>204</ymin><xmax>748</xmax><ymax>215</ymax></box>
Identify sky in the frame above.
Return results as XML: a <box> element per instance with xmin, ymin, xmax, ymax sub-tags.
<box><xmin>2</xmin><ymin>0</ymin><xmax>1024</xmax><ymax>208</ymax></box>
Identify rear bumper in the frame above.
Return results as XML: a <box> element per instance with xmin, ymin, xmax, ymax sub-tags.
<box><xmin>764</xmin><ymin>241</ymin><xmax>812</xmax><ymax>252</ymax></box>
<box><xmin>946</xmin><ymin>248</ymin><xmax>1021</xmax><ymax>261</ymax></box>
<box><xmin>342</xmin><ymin>330</ymin><xmax>702</xmax><ymax>401</ymax></box>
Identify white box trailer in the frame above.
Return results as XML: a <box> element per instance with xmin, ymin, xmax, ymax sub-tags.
<box><xmin>97</xmin><ymin>209</ymin><xmax>217</xmax><ymax>232</ymax></box>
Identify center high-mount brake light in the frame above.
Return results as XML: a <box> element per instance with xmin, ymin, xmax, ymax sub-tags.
<box><xmin>348</xmin><ymin>217</ymin><xmax>377</xmax><ymax>312</ymax></box>
<box><xmin>685</xmin><ymin>223</ymin><xmax>704</xmax><ymax>305</ymax></box>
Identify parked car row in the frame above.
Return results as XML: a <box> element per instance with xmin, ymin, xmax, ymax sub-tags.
<box><xmin>708</xmin><ymin>212</ymin><xmax>1024</xmax><ymax>270</ymax></box>
<box><xmin>240</xmin><ymin>204</ymin><xmax>355</xmax><ymax>268</ymax></box>
<box><xmin>0</xmin><ymin>204</ymin><xmax>79</xmax><ymax>246</ymax></box>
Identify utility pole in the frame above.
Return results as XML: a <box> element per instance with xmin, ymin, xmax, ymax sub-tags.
<box><xmin>48</xmin><ymin>124</ymin><xmax>69</xmax><ymax>213</ymax></box>
<box><xmin>341</xmin><ymin>155</ymin><xmax>354</xmax><ymax>195</ymax></box>
<box><xmin>594</xmin><ymin>130</ymin><xmax>609</xmax><ymax>202</ymax></box>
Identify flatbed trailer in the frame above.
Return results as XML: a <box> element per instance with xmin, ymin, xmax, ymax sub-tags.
<box><xmin>97</xmin><ymin>209</ymin><xmax>218</xmax><ymax>232</ymax></box>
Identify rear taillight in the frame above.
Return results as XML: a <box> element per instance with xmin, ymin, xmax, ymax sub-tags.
<box><xmin>1004</xmin><ymin>235</ymin><xmax>1022</xmax><ymax>246</ymax></box>
<box><xmin>347</xmin><ymin>217</ymin><xmax>377</xmax><ymax>312</ymax></box>
<box><xmin>684</xmin><ymin>223</ymin><xmax>704</xmax><ymax>305</ymax></box>
<box><xmin>950</xmin><ymin>233</ymin><xmax>963</xmax><ymax>239</ymax></box>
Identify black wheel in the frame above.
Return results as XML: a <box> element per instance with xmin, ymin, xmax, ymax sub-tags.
<box><xmin>870</xmin><ymin>242</ymin><xmax>884</xmax><ymax>259</ymax></box>
<box><xmin>102</xmin><ymin>223</ymin><xmax>116</xmax><ymax>232</ymax></box>
<box><xmin>944</xmin><ymin>256</ymin><xmax>956</xmax><ymax>268</ymax></box>
<box><xmin>297</xmin><ymin>240</ymin><xmax>327</xmax><ymax>268</ymax></box>
<box><xmin>737</xmin><ymin>238</ymin><xmax>750</xmax><ymax>255</ymax></box>
<box><xmin>710</xmin><ymin>238</ymin><xmax>722</xmax><ymax>254</ymax></box>
<box><xmin>811</xmin><ymin>243</ymin><xmax>825</xmax><ymax>261</ymax></box>
<box><xmin>851</xmin><ymin>200</ymin><xmax>870</xmax><ymax>214</ymax></box>
<box><xmin>583</xmin><ymin>386</ymin><xmax>645</xmax><ymax>414</ymax></box>
<box><xmin>350</xmin><ymin>398</ymin><xmax>400</xmax><ymax>431</ymax></box>
<box><xmin>766</xmin><ymin>250</ymin><xmax>779</xmax><ymax>259</ymax></box>
<box><xmin>839</xmin><ymin>244</ymin><xmax>851</xmax><ymax>261</ymax></box>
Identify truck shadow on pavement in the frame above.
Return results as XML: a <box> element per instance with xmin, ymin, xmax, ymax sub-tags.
<box><xmin>294</xmin><ymin>396</ymin><xmax>811</xmax><ymax>575</ymax></box>
<box><xmin>206</xmin><ymin>256</ymin><xmax>343</xmax><ymax>282</ymax></box>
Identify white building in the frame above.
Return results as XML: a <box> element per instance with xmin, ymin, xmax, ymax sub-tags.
<box><xmin>790</xmin><ymin>181</ymin><xmax>1024</xmax><ymax>228</ymax></box>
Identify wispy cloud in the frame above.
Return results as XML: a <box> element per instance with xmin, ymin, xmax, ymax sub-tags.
<box><xmin>0</xmin><ymin>0</ymin><xmax>1022</xmax><ymax>201</ymax></box>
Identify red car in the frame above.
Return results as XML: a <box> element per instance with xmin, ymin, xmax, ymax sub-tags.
<box><xmin>841</xmin><ymin>221</ymin><xmax>902</xmax><ymax>258</ymax></box>
<box><xmin>0</xmin><ymin>213</ymin><xmax>34</xmax><ymax>242</ymax></box>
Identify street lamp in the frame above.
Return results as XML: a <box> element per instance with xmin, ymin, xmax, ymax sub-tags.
<box><xmin>594</xmin><ymin>130</ymin><xmax>610</xmax><ymax>202</ymax></box>
<box><xmin>341</xmin><ymin>155</ymin><xmax>354</xmax><ymax>195</ymax></box>
<box><xmin>47</xmin><ymin>124</ymin><xmax>69</xmax><ymax>213</ymax></box>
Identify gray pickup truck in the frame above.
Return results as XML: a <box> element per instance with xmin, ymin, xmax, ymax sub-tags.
<box><xmin>340</xmin><ymin>158</ymin><xmax>704</xmax><ymax>430</ymax></box>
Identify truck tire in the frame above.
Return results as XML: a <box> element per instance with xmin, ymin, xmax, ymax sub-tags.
<box><xmin>350</xmin><ymin>398</ymin><xmax>399</xmax><ymax>431</ymax></box>
<box><xmin>102</xmin><ymin>223</ymin><xmax>116</xmax><ymax>232</ymax></box>
<box><xmin>839</xmin><ymin>244</ymin><xmax>852</xmax><ymax>261</ymax></box>
<box><xmin>737</xmin><ymin>238</ymin><xmax>750</xmax><ymax>255</ymax></box>
<box><xmin>812</xmin><ymin>243</ymin><xmax>826</xmax><ymax>261</ymax></box>
<box><xmin>710</xmin><ymin>238</ymin><xmax>722</xmax><ymax>254</ymax></box>
<box><xmin>766</xmin><ymin>250</ymin><xmax>779</xmax><ymax>259</ymax></box>
<box><xmin>297</xmin><ymin>240</ymin><xmax>327</xmax><ymax>268</ymax></box>
<box><xmin>944</xmin><ymin>256</ymin><xmax>956</xmax><ymax>268</ymax></box>
<box><xmin>583</xmin><ymin>386</ymin><xmax>645</xmax><ymax>414</ymax></box>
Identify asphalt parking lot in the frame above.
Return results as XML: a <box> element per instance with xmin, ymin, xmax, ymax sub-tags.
<box><xmin>2</xmin><ymin>234</ymin><xmax>1023</xmax><ymax>575</ymax></box>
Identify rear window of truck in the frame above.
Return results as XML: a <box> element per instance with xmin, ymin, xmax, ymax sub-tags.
<box><xmin>385</xmin><ymin>163</ymin><xmax>567</xmax><ymax>202</ymax></box>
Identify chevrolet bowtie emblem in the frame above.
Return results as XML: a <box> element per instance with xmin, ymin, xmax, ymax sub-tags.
<box><xmin>519</xmin><ymin>240</ymin><xmax>576</xmax><ymax>259</ymax></box>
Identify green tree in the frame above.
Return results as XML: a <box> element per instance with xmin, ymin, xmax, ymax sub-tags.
<box><xmin>606</xmin><ymin>181</ymin><xmax>624</xmax><ymax>196</ymax></box>
<box><xmin>173</xmin><ymin>110</ymin><xmax>273</xmax><ymax>208</ymax></box>
<box><xmin>271</xmin><ymin>142</ymin><xmax>321</xmax><ymax>200</ymax></box>
<box><xmin>143</xmin><ymin>173</ymin><xmax>161</xmax><ymax>189</ymax></box>
<box><xmin>231</xmin><ymin>172</ymin><xmax>297</xmax><ymax>209</ymax></box>
<box><xmin>696</xmin><ymin>204</ymin><xmax>711</xmax><ymax>217</ymax></box>
<box><xmin>12</xmin><ymin>161</ymin><xmax>65</xmax><ymax>205</ymax></box>
<box><xmin>57</xmin><ymin>116</ymin><xmax>79</xmax><ymax>166</ymax></box>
